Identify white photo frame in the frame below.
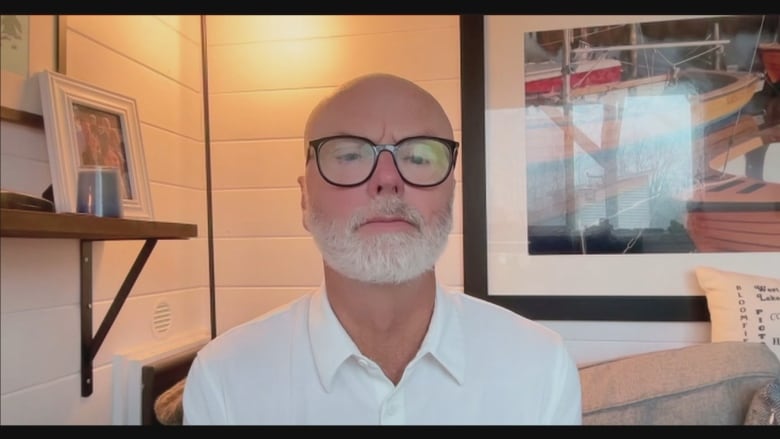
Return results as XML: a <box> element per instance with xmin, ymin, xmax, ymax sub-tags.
<box><xmin>38</xmin><ymin>70</ymin><xmax>153</xmax><ymax>219</ymax></box>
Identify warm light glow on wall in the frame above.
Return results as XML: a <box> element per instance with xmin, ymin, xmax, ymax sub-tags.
<box><xmin>259</xmin><ymin>15</ymin><xmax>340</xmax><ymax>41</ymax></box>
<box><xmin>206</xmin><ymin>15</ymin><xmax>346</xmax><ymax>90</ymax></box>
<box><xmin>209</xmin><ymin>15</ymin><xmax>345</xmax><ymax>43</ymax></box>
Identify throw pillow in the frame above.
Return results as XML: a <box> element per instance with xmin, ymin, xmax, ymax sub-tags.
<box><xmin>744</xmin><ymin>377</ymin><xmax>780</xmax><ymax>425</ymax></box>
<box><xmin>154</xmin><ymin>378</ymin><xmax>185</xmax><ymax>425</ymax></box>
<box><xmin>695</xmin><ymin>266</ymin><xmax>780</xmax><ymax>361</ymax></box>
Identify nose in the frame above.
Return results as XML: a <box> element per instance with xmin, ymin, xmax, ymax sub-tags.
<box><xmin>367</xmin><ymin>150</ymin><xmax>404</xmax><ymax>196</ymax></box>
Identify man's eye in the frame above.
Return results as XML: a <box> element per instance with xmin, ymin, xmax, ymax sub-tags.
<box><xmin>405</xmin><ymin>154</ymin><xmax>431</xmax><ymax>165</ymax></box>
<box><xmin>336</xmin><ymin>152</ymin><xmax>363</xmax><ymax>162</ymax></box>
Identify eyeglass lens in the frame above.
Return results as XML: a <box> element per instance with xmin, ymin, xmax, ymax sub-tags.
<box><xmin>316</xmin><ymin>137</ymin><xmax>453</xmax><ymax>186</ymax></box>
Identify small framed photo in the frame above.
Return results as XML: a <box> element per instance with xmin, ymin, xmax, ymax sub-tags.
<box><xmin>38</xmin><ymin>70</ymin><xmax>153</xmax><ymax>219</ymax></box>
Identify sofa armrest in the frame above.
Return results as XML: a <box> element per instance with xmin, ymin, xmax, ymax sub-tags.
<box><xmin>579</xmin><ymin>341</ymin><xmax>780</xmax><ymax>425</ymax></box>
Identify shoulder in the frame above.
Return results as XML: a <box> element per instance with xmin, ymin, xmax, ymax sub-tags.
<box><xmin>442</xmin><ymin>289</ymin><xmax>578</xmax><ymax>393</ymax></box>
<box><xmin>444</xmin><ymin>288</ymin><xmax>566</xmax><ymax>350</ymax></box>
<box><xmin>183</xmin><ymin>293</ymin><xmax>316</xmax><ymax>423</ymax></box>
<box><xmin>196</xmin><ymin>292</ymin><xmax>312</xmax><ymax>363</ymax></box>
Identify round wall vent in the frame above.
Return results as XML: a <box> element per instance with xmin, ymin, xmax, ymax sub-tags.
<box><xmin>152</xmin><ymin>301</ymin><xmax>172</xmax><ymax>337</ymax></box>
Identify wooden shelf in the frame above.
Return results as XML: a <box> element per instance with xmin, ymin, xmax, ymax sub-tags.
<box><xmin>0</xmin><ymin>106</ymin><xmax>44</xmax><ymax>129</ymax></box>
<box><xmin>0</xmin><ymin>207</ymin><xmax>198</xmax><ymax>397</ymax></box>
<box><xmin>0</xmin><ymin>208</ymin><xmax>197</xmax><ymax>240</ymax></box>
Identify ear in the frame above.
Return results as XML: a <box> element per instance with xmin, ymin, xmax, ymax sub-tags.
<box><xmin>297</xmin><ymin>175</ymin><xmax>309</xmax><ymax>231</ymax></box>
<box><xmin>297</xmin><ymin>175</ymin><xmax>307</xmax><ymax>209</ymax></box>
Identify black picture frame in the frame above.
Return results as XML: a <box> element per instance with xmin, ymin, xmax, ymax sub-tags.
<box><xmin>458</xmin><ymin>15</ymin><xmax>710</xmax><ymax>322</ymax></box>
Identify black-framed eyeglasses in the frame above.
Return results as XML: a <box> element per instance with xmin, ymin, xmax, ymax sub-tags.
<box><xmin>307</xmin><ymin>135</ymin><xmax>459</xmax><ymax>188</ymax></box>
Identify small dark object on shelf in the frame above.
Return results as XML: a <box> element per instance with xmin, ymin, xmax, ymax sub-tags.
<box><xmin>42</xmin><ymin>184</ymin><xmax>54</xmax><ymax>204</ymax></box>
<box><xmin>0</xmin><ymin>190</ymin><xmax>55</xmax><ymax>212</ymax></box>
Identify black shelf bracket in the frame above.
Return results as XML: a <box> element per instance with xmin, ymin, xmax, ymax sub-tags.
<box><xmin>80</xmin><ymin>238</ymin><xmax>158</xmax><ymax>397</ymax></box>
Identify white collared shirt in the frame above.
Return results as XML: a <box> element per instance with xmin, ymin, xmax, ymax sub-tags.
<box><xmin>183</xmin><ymin>284</ymin><xmax>582</xmax><ymax>425</ymax></box>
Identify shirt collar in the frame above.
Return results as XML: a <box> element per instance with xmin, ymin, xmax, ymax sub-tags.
<box><xmin>308</xmin><ymin>283</ymin><xmax>360</xmax><ymax>393</ymax></box>
<box><xmin>308</xmin><ymin>282</ymin><xmax>466</xmax><ymax>392</ymax></box>
<box><xmin>418</xmin><ymin>284</ymin><xmax>466</xmax><ymax>385</ymax></box>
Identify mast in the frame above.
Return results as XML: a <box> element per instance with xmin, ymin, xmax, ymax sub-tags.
<box><xmin>630</xmin><ymin>23</ymin><xmax>638</xmax><ymax>79</ymax></box>
<box><xmin>713</xmin><ymin>21</ymin><xmax>723</xmax><ymax>71</ymax></box>
<box><xmin>562</xmin><ymin>28</ymin><xmax>573</xmax><ymax>107</ymax></box>
<box><xmin>562</xmin><ymin>28</ymin><xmax>576</xmax><ymax>232</ymax></box>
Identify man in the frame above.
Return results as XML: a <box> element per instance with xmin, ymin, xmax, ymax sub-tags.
<box><xmin>183</xmin><ymin>73</ymin><xmax>582</xmax><ymax>425</ymax></box>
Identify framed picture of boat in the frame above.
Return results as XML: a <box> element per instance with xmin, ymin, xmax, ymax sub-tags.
<box><xmin>0</xmin><ymin>15</ymin><xmax>57</xmax><ymax>118</ymax></box>
<box><xmin>460</xmin><ymin>15</ymin><xmax>780</xmax><ymax>321</ymax></box>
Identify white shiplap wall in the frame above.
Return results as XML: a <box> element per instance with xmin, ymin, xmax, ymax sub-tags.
<box><xmin>0</xmin><ymin>15</ymin><xmax>210</xmax><ymax>425</ymax></box>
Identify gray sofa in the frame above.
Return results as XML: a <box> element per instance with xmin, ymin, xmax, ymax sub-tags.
<box><xmin>579</xmin><ymin>341</ymin><xmax>780</xmax><ymax>425</ymax></box>
<box><xmin>153</xmin><ymin>341</ymin><xmax>780</xmax><ymax>425</ymax></box>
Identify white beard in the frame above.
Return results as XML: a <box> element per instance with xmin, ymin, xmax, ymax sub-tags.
<box><xmin>304</xmin><ymin>194</ymin><xmax>453</xmax><ymax>285</ymax></box>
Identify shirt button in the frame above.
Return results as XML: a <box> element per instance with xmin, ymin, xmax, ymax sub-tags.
<box><xmin>357</xmin><ymin>358</ymin><xmax>369</xmax><ymax>368</ymax></box>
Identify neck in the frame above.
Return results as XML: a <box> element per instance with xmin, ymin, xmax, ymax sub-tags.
<box><xmin>323</xmin><ymin>265</ymin><xmax>437</xmax><ymax>384</ymax></box>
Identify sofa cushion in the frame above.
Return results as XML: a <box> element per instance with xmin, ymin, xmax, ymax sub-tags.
<box><xmin>694</xmin><ymin>266</ymin><xmax>780</xmax><ymax>361</ymax></box>
<box><xmin>579</xmin><ymin>342</ymin><xmax>780</xmax><ymax>425</ymax></box>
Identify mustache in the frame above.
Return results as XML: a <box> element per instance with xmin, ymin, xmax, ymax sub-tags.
<box><xmin>348</xmin><ymin>197</ymin><xmax>423</xmax><ymax>231</ymax></box>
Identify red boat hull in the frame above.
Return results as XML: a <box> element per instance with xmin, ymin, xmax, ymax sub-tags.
<box><xmin>758</xmin><ymin>42</ymin><xmax>780</xmax><ymax>85</ymax></box>
<box><xmin>525</xmin><ymin>60</ymin><xmax>623</xmax><ymax>96</ymax></box>
<box><xmin>686</xmin><ymin>210</ymin><xmax>780</xmax><ymax>252</ymax></box>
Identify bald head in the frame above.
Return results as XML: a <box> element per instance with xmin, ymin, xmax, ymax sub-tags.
<box><xmin>303</xmin><ymin>73</ymin><xmax>453</xmax><ymax>156</ymax></box>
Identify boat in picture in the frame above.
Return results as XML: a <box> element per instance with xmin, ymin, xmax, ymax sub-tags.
<box><xmin>523</xmin><ymin>69</ymin><xmax>766</xmax><ymax>232</ymax></box>
<box><xmin>685</xmin><ymin>124</ymin><xmax>780</xmax><ymax>252</ymax></box>
<box><xmin>757</xmin><ymin>15</ymin><xmax>780</xmax><ymax>86</ymax></box>
<box><xmin>522</xmin><ymin>19</ymin><xmax>774</xmax><ymax>252</ymax></box>
<box><xmin>523</xmin><ymin>67</ymin><xmax>765</xmax><ymax>163</ymax></box>
<box><xmin>525</xmin><ymin>57</ymin><xmax>623</xmax><ymax>98</ymax></box>
<box><xmin>576</xmin><ymin>68</ymin><xmax>762</xmax><ymax>123</ymax></box>
<box><xmin>758</xmin><ymin>42</ymin><xmax>780</xmax><ymax>85</ymax></box>
<box><xmin>524</xmin><ymin>22</ymin><xmax>765</xmax><ymax>155</ymax></box>
<box><xmin>684</xmin><ymin>15</ymin><xmax>780</xmax><ymax>253</ymax></box>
